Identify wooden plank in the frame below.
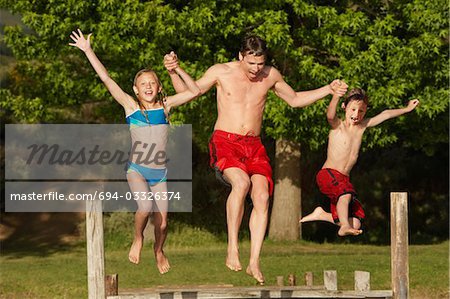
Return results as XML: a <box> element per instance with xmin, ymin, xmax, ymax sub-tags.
<box><xmin>106</xmin><ymin>274</ymin><xmax>119</xmax><ymax>296</ymax></box>
<box><xmin>354</xmin><ymin>271</ymin><xmax>370</xmax><ymax>291</ymax></box>
<box><xmin>86</xmin><ymin>199</ymin><xmax>105</xmax><ymax>299</ymax></box>
<box><xmin>305</xmin><ymin>272</ymin><xmax>314</xmax><ymax>287</ymax></box>
<box><xmin>323</xmin><ymin>270</ymin><xmax>337</xmax><ymax>291</ymax></box>
<box><xmin>108</xmin><ymin>289</ymin><xmax>393</xmax><ymax>299</ymax></box>
<box><xmin>276</xmin><ymin>276</ymin><xmax>284</xmax><ymax>286</ymax></box>
<box><xmin>288</xmin><ymin>274</ymin><xmax>296</xmax><ymax>286</ymax></box>
<box><xmin>391</xmin><ymin>192</ymin><xmax>409</xmax><ymax>299</ymax></box>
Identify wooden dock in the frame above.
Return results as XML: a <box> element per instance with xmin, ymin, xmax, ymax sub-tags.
<box><xmin>107</xmin><ymin>285</ymin><xmax>392</xmax><ymax>299</ymax></box>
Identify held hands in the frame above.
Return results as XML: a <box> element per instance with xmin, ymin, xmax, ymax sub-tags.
<box><xmin>406</xmin><ymin>99</ymin><xmax>420</xmax><ymax>112</ymax></box>
<box><xmin>69</xmin><ymin>29</ymin><xmax>92</xmax><ymax>52</ymax></box>
<box><xmin>329</xmin><ymin>79</ymin><xmax>348</xmax><ymax>97</ymax></box>
<box><xmin>164</xmin><ymin>51</ymin><xmax>179</xmax><ymax>73</ymax></box>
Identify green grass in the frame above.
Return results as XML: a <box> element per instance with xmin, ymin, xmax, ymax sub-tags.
<box><xmin>1</xmin><ymin>238</ymin><xmax>448</xmax><ymax>299</ymax></box>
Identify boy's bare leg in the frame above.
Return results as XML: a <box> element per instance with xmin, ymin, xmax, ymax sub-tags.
<box><xmin>152</xmin><ymin>182</ymin><xmax>170</xmax><ymax>274</ymax></box>
<box><xmin>300</xmin><ymin>206</ymin><xmax>334</xmax><ymax>224</ymax></box>
<box><xmin>349</xmin><ymin>217</ymin><xmax>362</xmax><ymax>230</ymax></box>
<box><xmin>245</xmin><ymin>174</ymin><xmax>269</xmax><ymax>285</ymax></box>
<box><xmin>127</xmin><ymin>172</ymin><xmax>152</xmax><ymax>264</ymax></box>
<box><xmin>223</xmin><ymin>168</ymin><xmax>251</xmax><ymax>271</ymax></box>
<box><xmin>336</xmin><ymin>194</ymin><xmax>362</xmax><ymax>236</ymax></box>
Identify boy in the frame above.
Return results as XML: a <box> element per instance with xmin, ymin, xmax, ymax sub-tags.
<box><xmin>300</xmin><ymin>86</ymin><xmax>419</xmax><ymax>236</ymax></box>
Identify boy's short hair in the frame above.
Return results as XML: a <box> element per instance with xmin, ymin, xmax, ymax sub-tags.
<box><xmin>344</xmin><ymin>88</ymin><xmax>369</xmax><ymax>106</ymax></box>
<box><xmin>240</xmin><ymin>35</ymin><xmax>267</xmax><ymax>57</ymax></box>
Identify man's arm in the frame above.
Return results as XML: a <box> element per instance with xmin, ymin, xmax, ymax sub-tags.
<box><xmin>365</xmin><ymin>99</ymin><xmax>420</xmax><ymax>128</ymax></box>
<box><xmin>164</xmin><ymin>52</ymin><xmax>220</xmax><ymax>96</ymax></box>
<box><xmin>272</xmin><ymin>69</ymin><xmax>346</xmax><ymax>108</ymax></box>
<box><xmin>165</xmin><ymin>66</ymin><xmax>201</xmax><ymax>110</ymax></box>
<box><xmin>69</xmin><ymin>29</ymin><xmax>134</xmax><ymax>109</ymax></box>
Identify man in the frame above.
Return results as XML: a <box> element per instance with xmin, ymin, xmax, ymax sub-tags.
<box><xmin>164</xmin><ymin>35</ymin><xmax>346</xmax><ymax>284</ymax></box>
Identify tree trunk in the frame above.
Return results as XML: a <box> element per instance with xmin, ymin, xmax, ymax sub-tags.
<box><xmin>269</xmin><ymin>139</ymin><xmax>302</xmax><ymax>241</ymax></box>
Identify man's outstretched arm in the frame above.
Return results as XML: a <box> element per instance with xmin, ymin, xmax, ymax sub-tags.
<box><xmin>272</xmin><ymin>69</ymin><xmax>346</xmax><ymax>108</ymax></box>
<box><xmin>164</xmin><ymin>52</ymin><xmax>218</xmax><ymax>96</ymax></box>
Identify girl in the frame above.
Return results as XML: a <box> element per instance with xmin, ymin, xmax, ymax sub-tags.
<box><xmin>70</xmin><ymin>29</ymin><xmax>200</xmax><ymax>274</ymax></box>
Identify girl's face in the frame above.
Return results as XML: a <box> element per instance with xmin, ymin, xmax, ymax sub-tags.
<box><xmin>133</xmin><ymin>72</ymin><xmax>161</xmax><ymax>103</ymax></box>
<box><xmin>344</xmin><ymin>100</ymin><xmax>367</xmax><ymax>125</ymax></box>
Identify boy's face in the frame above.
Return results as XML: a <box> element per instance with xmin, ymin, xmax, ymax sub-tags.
<box><xmin>239</xmin><ymin>52</ymin><xmax>266</xmax><ymax>80</ymax></box>
<box><xmin>344</xmin><ymin>100</ymin><xmax>367</xmax><ymax>125</ymax></box>
<box><xmin>133</xmin><ymin>72</ymin><xmax>161</xmax><ymax>102</ymax></box>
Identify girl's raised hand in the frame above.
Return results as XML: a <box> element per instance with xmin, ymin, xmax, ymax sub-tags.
<box><xmin>69</xmin><ymin>29</ymin><xmax>92</xmax><ymax>52</ymax></box>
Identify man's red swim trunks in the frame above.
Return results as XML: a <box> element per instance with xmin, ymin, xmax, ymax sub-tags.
<box><xmin>316</xmin><ymin>168</ymin><xmax>365</xmax><ymax>223</ymax></box>
<box><xmin>209</xmin><ymin>130</ymin><xmax>273</xmax><ymax>195</ymax></box>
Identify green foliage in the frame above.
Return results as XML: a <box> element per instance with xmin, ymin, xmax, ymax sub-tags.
<box><xmin>1</xmin><ymin>0</ymin><xmax>447</xmax><ymax>153</ymax></box>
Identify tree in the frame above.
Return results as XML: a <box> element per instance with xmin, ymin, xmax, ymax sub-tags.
<box><xmin>1</xmin><ymin>0</ymin><xmax>448</xmax><ymax>241</ymax></box>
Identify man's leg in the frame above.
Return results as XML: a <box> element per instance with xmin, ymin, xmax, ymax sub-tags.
<box><xmin>246</xmin><ymin>174</ymin><xmax>269</xmax><ymax>284</ymax></box>
<box><xmin>222</xmin><ymin>167</ymin><xmax>251</xmax><ymax>271</ymax></box>
<box><xmin>336</xmin><ymin>194</ymin><xmax>363</xmax><ymax>236</ymax></box>
<box><xmin>127</xmin><ymin>172</ymin><xmax>152</xmax><ymax>264</ymax></box>
<box><xmin>151</xmin><ymin>182</ymin><xmax>170</xmax><ymax>274</ymax></box>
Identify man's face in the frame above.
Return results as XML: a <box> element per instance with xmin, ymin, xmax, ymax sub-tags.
<box><xmin>345</xmin><ymin>100</ymin><xmax>367</xmax><ymax>125</ymax></box>
<box><xmin>240</xmin><ymin>53</ymin><xmax>266</xmax><ymax>80</ymax></box>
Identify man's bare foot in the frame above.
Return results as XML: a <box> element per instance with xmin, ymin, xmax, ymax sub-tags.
<box><xmin>128</xmin><ymin>238</ymin><xmax>143</xmax><ymax>264</ymax></box>
<box><xmin>300</xmin><ymin>207</ymin><xmax>328</xmax><ymax>223</ymax></box>
<box><xmin>338</xmin><ymin>225</ymin><xmax>363</xmax><ymax>236</ymax></box>
<box><xmin>155</xmin><ymin>250</ymin><xmax>170</xmax><ymax>274</ymax></box>
<box><xmin>225</xmin><ymin>249</ymin><xmax>242</xmax><ymax>271</ymax></box>
<box><xmin>246</xmin><ymin>264</ymin><xmax>265</xmax><ymax>285</ymax></box>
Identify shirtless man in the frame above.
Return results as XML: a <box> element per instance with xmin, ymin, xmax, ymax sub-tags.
<box><xmin>164</xmin><ymin>35</ymin><xmax>346</xmax><ymax>284</ymax></box>
<box><xmin>300</xmin><ymin>87</ymin><xmax>419</xmax><ymax>236</ymax></box>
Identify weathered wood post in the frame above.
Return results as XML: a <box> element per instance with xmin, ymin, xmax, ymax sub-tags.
<box><xmin>86</xmin><ymin>198</ymin><xmax>105</xmax><ymax>299</ymax></box>
<box><xmin>106</xmin><ymin>274</ymin><xmax>118</xmax><ymax>296</ymax></box>
<box><xmin>324</xmin><ymin>270</ymin><xmax>337</xmax><ymax>291</ymax></box>
<box><xmin>305</xmin><ymin>272</ymin><xmax>314</xmax><ymax>287</ymax></box>
<box><xmin>391</xmin><ymin>192</ymin><xmax>409</xmax><ymax>299</ymax></box>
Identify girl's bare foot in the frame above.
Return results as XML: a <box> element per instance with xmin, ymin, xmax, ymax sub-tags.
<box><xmin>246</xmin><ymin>264</ymin><xmax>265</xmax><ymax>285</ymax></box>
<box><xmin>225</xmin><ymin>249</ymin><xmax>242</xmax><ymax>271</ymax></box>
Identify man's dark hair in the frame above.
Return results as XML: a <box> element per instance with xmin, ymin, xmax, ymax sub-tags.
<box><xmin>240</xmin><ymin>35</ymin><xmax>267</xmax><ymax>57</ymax></box>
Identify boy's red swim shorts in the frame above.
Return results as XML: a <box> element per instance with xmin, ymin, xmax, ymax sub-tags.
<box><xmin>316</xmin><ymin>168</ymin><xmax>365</xmax><ymax>223</ymax></box>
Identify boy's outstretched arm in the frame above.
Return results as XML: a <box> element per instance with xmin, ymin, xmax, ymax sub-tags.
<box><xmin>366</xmin><ymin>99</ymin><xmax>420</xmax><ymax>128</ymax></box>
<box><xmin>326</xmin><ymin>80</ymin><xmax>348</xmax><ymax>128</ymax></box>
<box><xmin>69</xmin><ymin>29</ymin><xmax>133</xmax><ymax>109</ymax></box>
<box><xmin>327</xmin><ymin>94</ymin><xmax>342</xmax><ymax>129</ymax></box>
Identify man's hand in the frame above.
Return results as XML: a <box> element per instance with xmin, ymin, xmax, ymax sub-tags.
<box><xmin>164</xmin><ymin>51</ymin><xmax>179</xmax><ymax>73</ymax></box>
<box><xmin>329</xmin><ymin>79</ymin><xmax>348</xmax><ymax>97</ymax></box>
<box><xmin>69</xmin><ymin>29</ymin><xmax>92</xmax><ymax>52</ymax></box>
<box><xmin>406</xmin><ymin>99</ymin><xmax>420</xmax><ymax>112</ymax></box>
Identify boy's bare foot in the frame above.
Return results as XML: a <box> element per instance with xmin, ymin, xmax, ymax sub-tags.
<box><xmin>338</xmin><ymin>225</ymin><xmax>363</xmax><ymax>236</ymax></box>
<box><xmin>155</xmin><ymin>250</ymin><xmax>170</xmax><ymax>274</ymax></box>
<box><xmin>246</xmin><ymin>264</ymin><xmax>265</xmax><ymax>285</ymax></box>
<box><xmin>128</xmin><ymin>238</ymin><xmax>143</xmax><ymax>264</ymax></box>
<box><xmin>300</xmin><ymin>207</ymin><xmax>328</xmax><ymax>223</ymax></box>
<box><xmin>225</xmin><ymin>249</ymin><xmax>242</xmax><ymax>271</ymax></box>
